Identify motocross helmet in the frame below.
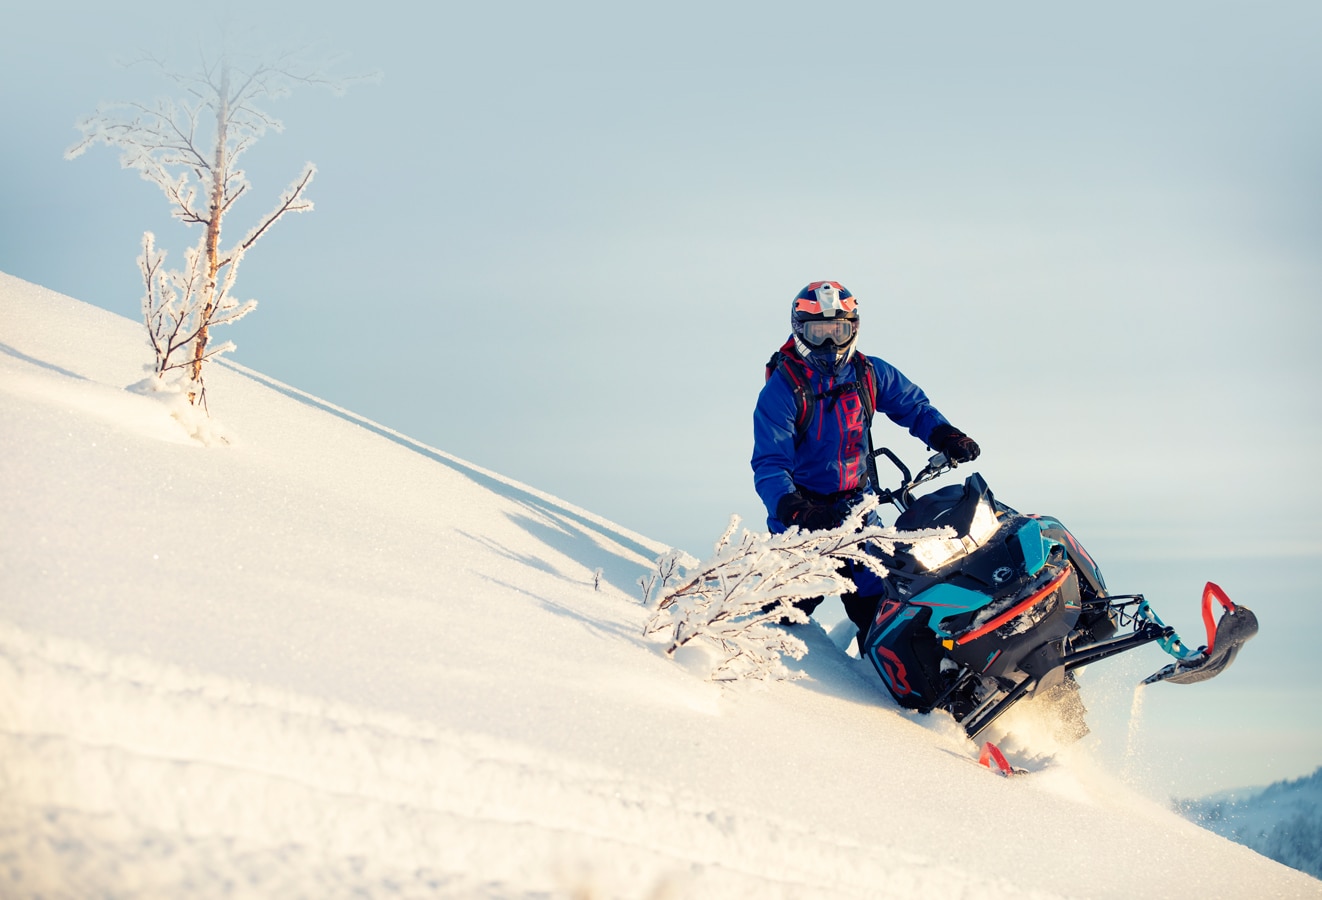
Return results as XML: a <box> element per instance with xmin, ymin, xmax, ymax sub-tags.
<box><xmin>791</xmin><ymin>281</ymin><xmax>859</xmax><ymax>373</ymax></box>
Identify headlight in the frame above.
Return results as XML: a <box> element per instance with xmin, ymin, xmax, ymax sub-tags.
<box><xmin>968</xmin><ymin>497</ymin><xmax>1000</xmax><ymax>545</ymax></box>
<box><xmin>909</xmin><ymin>498</ymin><xmax>1001</xmax><ymax>572</ymax></box>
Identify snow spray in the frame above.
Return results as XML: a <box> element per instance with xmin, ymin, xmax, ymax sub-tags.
<box><xmin>1122</xmin><ymin>683</ymin><xmax>1147</xmax><ymax>783</ymax></box>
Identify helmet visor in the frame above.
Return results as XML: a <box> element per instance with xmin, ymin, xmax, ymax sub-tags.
<box><xmin>801</xmin><ymin>318</ymin><xmax>856</xmax><ymax>347</ymax></box>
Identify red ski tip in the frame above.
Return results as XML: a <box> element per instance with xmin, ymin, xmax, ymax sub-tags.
<box><xmin>979</xmin><ymin>741</ymin><xmax>1015</xmax><ymax>777</ymax></box>
<box><xmin>1201</xmin><ymin>581</ymin><xmax>1236</xmax><ymax>653</ymax></box>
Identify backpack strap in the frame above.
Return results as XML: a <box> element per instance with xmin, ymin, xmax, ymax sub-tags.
<box><xmin>851</xmin><ymin>352</ymin><xmax>880</xmax><ymax>492</ymax></box>
<box><xmin>766</xmin><ymin>350</ymin><xmax>876</xmax><ymax>438</ymax></box>
<box><xmin>766</xmin><ymin>351</ymin><xmax>815</xmax><ymax>436</ymax></box>
<box><xmin>851</xmin><ymin>352</ymin><xmax>876</xmax><ymax>425</ymax></box>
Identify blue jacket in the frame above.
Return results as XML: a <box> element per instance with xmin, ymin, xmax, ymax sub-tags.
<box><xmin>752</xmin><ymin>341</ymin><xmax>951</xmax><ymax>532</ymax></box>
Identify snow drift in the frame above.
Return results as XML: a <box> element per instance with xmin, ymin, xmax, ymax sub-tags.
<box><xmin>2</xmin><ymin>270</ymin><xmax>1318</xmax><ymax>898</ymax></box>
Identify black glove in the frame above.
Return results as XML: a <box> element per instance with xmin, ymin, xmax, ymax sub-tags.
<box><xmin>777</xmin><ymin>491</ymin><xmax>847</xmax><ymax>531</ymax></box>
<box><xmin>928</xmin><ymin>423</ymin><xmax>981</xmax><ymax>463</ymax></box>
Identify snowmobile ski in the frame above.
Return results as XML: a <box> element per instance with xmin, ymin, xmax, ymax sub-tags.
<box><xmin>978</xmin><ymin>741</ymin><xmax>1022</xmax><ymax>777</ymax></box>
<box><xmin>1142</xmin><ymin>582</ymin><xmax>1258</xmax><ymax>685</ymax></box>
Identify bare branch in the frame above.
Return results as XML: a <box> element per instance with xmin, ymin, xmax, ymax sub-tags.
<box><xmin>643</xmin><ymin>498</ymin><xmax>954</xmax><ymax>681</ymax></box>
<box><xmin>231</xmin><ymin>163</ymin><xmax>315</xmax><ymax>257</ymax></box>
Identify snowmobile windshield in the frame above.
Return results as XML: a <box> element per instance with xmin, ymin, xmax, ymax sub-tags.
<box><xmin>801</xmin><ymin>319</ymin><xmax>856</xmax><ymax>347</ymax></box>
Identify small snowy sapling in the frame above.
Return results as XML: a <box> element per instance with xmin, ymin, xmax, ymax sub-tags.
<box><xmin>67</xmin><ymin>50</ymin><xmax>367</xmax><ymax>409</ymax></box>
<box><xmin>637</xmin><ymin>548</ymin><xmax>689</xmax><ymax>606</ymax></box>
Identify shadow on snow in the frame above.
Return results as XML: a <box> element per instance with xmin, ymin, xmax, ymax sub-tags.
<box><xmin>221</xmin><ymin>361</ymin><xmax>663</xmax><ymax>596</ymax></box>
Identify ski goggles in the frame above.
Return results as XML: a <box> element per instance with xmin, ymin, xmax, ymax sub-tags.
<box><xmin>801</xmin><ymin>318</ymin><xmax>856</xmax><ymax>347</ymax></box>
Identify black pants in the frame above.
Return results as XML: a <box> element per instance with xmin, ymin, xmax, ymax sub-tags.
<box><xmin>791</xmin><ymin>564</ymin><xmax>883</xmax><ymax>651</ymax></box>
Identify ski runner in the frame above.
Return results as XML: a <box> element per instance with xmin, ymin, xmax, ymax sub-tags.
<box><xmin>751</xmin><ymin>280</ymin><xmax>981</xmax><ymax>646</ymax></box>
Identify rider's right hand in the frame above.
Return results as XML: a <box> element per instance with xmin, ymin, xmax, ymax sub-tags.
<box><xmin>777</xmin><ymin>492</ymin><xmax>846</xmax><ymax>531</ymax></box>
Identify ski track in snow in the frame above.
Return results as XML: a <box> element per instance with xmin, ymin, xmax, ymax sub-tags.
<box><xmin>0</xmin><ymin>622</ymin><xmax>1049</xmax><ymax>899</ymax></box>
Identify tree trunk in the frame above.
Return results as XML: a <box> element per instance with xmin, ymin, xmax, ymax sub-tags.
<box><xmin>190</xmin><ymin>62</ymin><xmax>230</xmax><ymax>400</ymax></box>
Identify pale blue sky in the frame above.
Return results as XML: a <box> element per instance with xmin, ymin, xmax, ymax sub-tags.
<box><xmin>2</xmin><ymin>0</ymin><xmax>1319</xmax><ymax>794</ymax></box>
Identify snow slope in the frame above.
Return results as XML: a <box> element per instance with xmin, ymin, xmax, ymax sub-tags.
<box><xmin>2</xmin><ymin>269</ymin><xmax>1318</xmax><ymax>898</ymax></box>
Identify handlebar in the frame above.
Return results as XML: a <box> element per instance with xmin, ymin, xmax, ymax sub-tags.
<box><xmin>871</xmin><ymin>448</ymin><xmax>959</xmax><ymax>511</ymax></box>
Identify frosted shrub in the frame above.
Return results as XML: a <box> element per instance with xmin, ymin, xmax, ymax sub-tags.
<box><xmin>637</xmin><ymin>548</ymin><xmax>694</xmax><ymax>607</ymax></box>
<box><xmin>642</xmin><ymin>497</ymin><xmax>950</xmax><ymax>682</ymax></box>
<box><xmin>132</xmin><ymin>230</ymin><xmax>255</xmax><ymax>403</ymax></box>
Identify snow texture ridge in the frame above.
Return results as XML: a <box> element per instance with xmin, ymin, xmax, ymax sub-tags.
<box><xmin>0</xmin><ymin>623</ymin><xmax>1052</xmax><ymax>898</ymax></box>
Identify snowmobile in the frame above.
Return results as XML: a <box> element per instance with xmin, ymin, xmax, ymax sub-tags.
<box><xmin>860</xmin><ymin>449</ymin><xmax>1258</xmax><ymax>740</ymax></box>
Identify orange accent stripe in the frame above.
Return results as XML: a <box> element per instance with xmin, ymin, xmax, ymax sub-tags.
<box><xmin>1201</xmin><ymin>581</ymin><xmax>1235</xmax><ymax>653</ymax></box>
<box><xmin>979</xmin><ymin>741</ymin><xmax>1014</xmax><ymax>776</ymax></box>
<box><xmin>795</xmin><ymin>296</ymin><xmax>859</xmax><ymax>314</ymax></box>
<box><xmin>955</xmin><ymin>565</ymin><xmax>1073</xmax><ymax>646</ymax></box>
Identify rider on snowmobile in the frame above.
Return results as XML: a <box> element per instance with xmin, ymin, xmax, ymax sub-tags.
<box><xmin>751</xmin><ymin>281</ymin><xmax>981</xmax><ymax>639</ymax></box>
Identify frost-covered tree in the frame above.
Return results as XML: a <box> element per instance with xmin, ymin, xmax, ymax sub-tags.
<box><xmin>66</xmin><ymin>51</ymin><xmax>352</xmax><ymax>407</ymax></box>
<box><xmin>642</xmin><ymin>498</ymin><xmax>951</xmax><ymax>681</ymax></box>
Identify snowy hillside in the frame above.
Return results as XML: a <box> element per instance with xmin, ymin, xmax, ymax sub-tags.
<box><xmin>2</xmin><ymin>269</ymin><xmax>1319</xmax><ymax>899</ymax></box>
<box><xmin>1178</xmin><ymin>768</ymin><xmax>1322</xmax><ymax>881</ymax></box>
